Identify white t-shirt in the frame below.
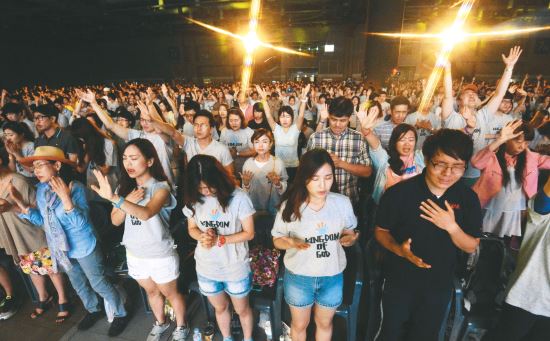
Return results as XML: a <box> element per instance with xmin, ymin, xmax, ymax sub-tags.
<box><xmin>122</xmin><ymin>179</ymin><xmax>176</xmax><ymax>258</ymax></box>
<box><xmin>183</xmin><ymin>189</ymin><xmax>256</xmax><ymax>281</ymax></box>
<box><xmin>272</xmin><ymin>193</ymin><xmax>357</xmax><ymax>277</ymax></box>
<box><xmin>127</xmin><ymin>129</ymin><xmax>175</xmax><ymax>185</ymax></box>
<box><xmin>273</xmin><ymin>124</ymin><xmax>300</xmax><ymax>168</ymax></box>
<box><xmin>219</xmin><ymin>127</ymin><xmax>254</xmax><ymax>152</ymax></box>
<box><xmin>183</xmin><ymin>137</ymin><xmax>233</xmax><ymax>166</ymax></box>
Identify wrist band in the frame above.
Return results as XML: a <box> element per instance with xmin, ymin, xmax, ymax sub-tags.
<box><xmin>217</xmin><ymin>235</ymin><xmax>226</xmax><ymax>247</ymax></box>
<box><xmin>112</xmin><ymin>196</ymin><xmax>124</xmax><ymax>209</ymax></box>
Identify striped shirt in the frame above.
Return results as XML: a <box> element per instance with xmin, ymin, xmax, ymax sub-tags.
<box><xmin>306</xmin><ymin>127</ymin><xmax>371</xmax><ymax>202</ymax></box>
<box><xmin>373</xmin><ymin>120</ymin><xmax>396</xmax><ymax>150</ymax></box>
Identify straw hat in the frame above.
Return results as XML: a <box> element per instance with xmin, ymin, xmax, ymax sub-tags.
<box><xmin>19</xmin><ymin>146</ymin><xmax>76</xmax><ymax>168</ymax></box>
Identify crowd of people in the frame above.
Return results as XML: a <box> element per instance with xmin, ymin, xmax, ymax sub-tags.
<box><xmin>0</xmin><ymin>44</ymin><xmax>549</xmax><ymax>341</ymax></box>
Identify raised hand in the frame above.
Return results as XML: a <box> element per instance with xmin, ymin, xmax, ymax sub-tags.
<box><xmin>90</xmin><ymin>169</ymin><xmax>114</xmax><ymax>201</ymax></box>
<box><xmin>400</xmin><ymin>238</ymin><xmax>431</xmax><ymax>268</ymax></box>
<box><xmin>49</xmin><ymin>176</ymin><xmax>71</xmax><ymax>201</ymax></box>
<box><xmin>239</xmin><ymin>170</ymin><xmax>254</xmax><ymax>187</ymax></box>
<box><xmin>75</xmin><ymin>89</ymin><xmax>97</xmax><ymax>104</ymax></box>
<box><xmin>357</xmin><ymin>105</ymin><xmax>379</xmax><ymax>131</ymax></box>
<box><xmin>502</xmin><ymin>46</ymin><xmax>522</xmax><ymax>68</ymax></box>
<box><xmin>319</xmin><ymin>104</ymin><xmax>329</xmax><ymax>121</ymax></box>
<box><xmin>255</xmin><ymin>85</ymin><xmax>267</xmax><ymax>100</ymax></box>
<box><xmin>498</xmin><ymin>120</ymin><xmax>524</xmax><ymax>142</ymax></box>
<box><xmin>300</xmin><ymin>84</ymin><xmax>311</xmax><ymax>101</ymax></box>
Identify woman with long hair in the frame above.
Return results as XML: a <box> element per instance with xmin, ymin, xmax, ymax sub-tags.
<box><xmin>272</xmin><ymin>149</ymin><xmax>359</xmax><ymax>341</ymax></box>
<box><xmin>10</xmin><ymin>146</ymin><xmax>128</xmax><ymax>335</ymax></box>
<box><xmin>358</xmin><ymin>110</ymin><xmax>425</xmax><ymax>203</ymax></box>
<box><xmin>219</xmin><ymin>108</ymin><xmax>256</xmax><ymax>178</ymax></box>
<box><xmin>2</xmin><ymin>121</ymin><xmax>35</xmax><ymax>179</ymax></box>
<box><xmin>241</xmin><ymin>128</ymin><xmax>288</xmax><ymax>214</ymax></box>
<box><xmin>0</xmin><ymin>148</ymin><xmax>68</xmax><ymax>322</ymax></box>
<box><xmin>247</xmin><ymin>102</ymin><xmax>272</xmax><ymax>131</ymax></box>
<box><xmin>255</xmin><ymin>84</ymin><xmax>310</xmax><ymax>182</ymax></box>
<box><xmin>472</xmin><ymin>120</ymin><xmax>550</xmax><ymax>244</ymax></box>
<box><xmin>91</xmin><ymin>138</ymin><xmax>189</xmax><ymax>340</ymax></box>
<box><xmin>70</xmin><ymin>118</ymin><xmax>118</xmax><ymax>202</ymax></box>
<box><xmin>183</xmin><ymin>155</ymin><xmax>255</xmax><ymax>341</ymax></box>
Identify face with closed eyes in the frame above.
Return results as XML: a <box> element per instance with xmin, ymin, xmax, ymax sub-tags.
<box><xmin>122</xmin><ymin>144</ymin><xmax>153</xmax><ymax>179</ymax></box>
<box><xmin>306</xmin><ymin>163</ymin><xmax>334</xmax><ymax>201</ymax></box>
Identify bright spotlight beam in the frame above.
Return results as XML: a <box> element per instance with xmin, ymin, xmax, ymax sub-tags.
<box><xmin>368</xmin><ymin>25</ymin><xmax>550</xmax><ymax>40</ymax></box>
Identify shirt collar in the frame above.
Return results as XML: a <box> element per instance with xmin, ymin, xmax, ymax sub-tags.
<box><xmin>328</xmin><ymin>127</ymin><xmax>349</xmax><ymax>139</ymax></box>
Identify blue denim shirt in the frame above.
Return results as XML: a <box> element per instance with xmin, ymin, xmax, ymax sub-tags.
<box><xmin>19</xmin><ymin>181</ymin><xmax>97</xmax><ymax>259</ymax></box>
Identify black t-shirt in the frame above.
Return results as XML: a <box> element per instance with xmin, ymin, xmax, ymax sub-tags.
<box><xmin>35</xmin><ymin>128</ymin><xmax>79</xmax><ymax>158</ymax></box>
<box><xmin>247</xmin><ymin>119</ymin><xmax>271</xmax><ymax>132</ymax></box>
<box><xmin>376</xmin><ymin>170</ymin><xmax>482</xmax><ymax>289</ymax></box>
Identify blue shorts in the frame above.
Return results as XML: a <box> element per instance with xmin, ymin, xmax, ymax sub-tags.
<box><xmin>197</xmin><ymin>272</ymin><xmax>252</xmax><ymax>298</ymax></box>
<box><xmin>283</xmin><ymin>270</ymin><xmax>343</xmax><ymax>309</ymax></box>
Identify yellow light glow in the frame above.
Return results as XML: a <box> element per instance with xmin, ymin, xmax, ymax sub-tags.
<box><xmin>369</xmin><ymin>25</ymin><xmax>550</xmax><ymax>40</ymax></box>
<box><xmin>243</xmin><ymin>31</ymin><xmax>260</xmax><ymax>53</ymax></box>
<box><xmin>440</xmin><ymin>26</ymin><xmax>466</xmax><ymax>45</ymax></box>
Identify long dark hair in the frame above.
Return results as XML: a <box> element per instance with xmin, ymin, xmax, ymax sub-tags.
<box><xmin>388</xmin><ymin>123</ymin><xmax>418</xmax><ymax>175</ymax></box>
<box><xmin>279</xmin><ymin>149</ymin><xmax>337</xmax><ymax>222</ymax></box>
<box><xmin>2</xmin><ymin>121</ymin><xmax>35</xmax><ymax>143</ymax></box>
<box><xmin>183</xmin><ymin>154</ymin><xmax>236</xmax><ymax>215</ymax></box>
<box><xmin>118</xmin><ymin>138</ymin><xmax>168</xmax><ymax>197</ymax></box>
<box><xmin>70</xmin><ymin>118</ymin><xmax>111</xmax><ymax>168</ymax></box>
<box><xmin>252</xmin><ymin>102</ymin><xmax>267</xmax><ymax>122</ymax></box>
<box><xmin>496</xmin><ymin>122</ymin><xmax>534</xmax><ymax>187</ymax></box>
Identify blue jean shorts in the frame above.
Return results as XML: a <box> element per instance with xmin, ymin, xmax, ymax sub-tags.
<box><xmin>197</xmin><ymin>272</ymin><xmax>252</xmax><ymax>298</ymax></box>
<box><xmin>284</xmin><ymin>270</ymin><xmax>343</xmax><ymax>309</ymax></box>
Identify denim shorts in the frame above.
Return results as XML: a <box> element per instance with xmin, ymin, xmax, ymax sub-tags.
<box><xmin>284</xmin><ymin>270</ymin><xmax>343</xmax><ymax>309</ymax></box>
<box><xmin>197</xmin><ymin>272</ymin><xmax>252</xmax><ymax>298</ymax></box>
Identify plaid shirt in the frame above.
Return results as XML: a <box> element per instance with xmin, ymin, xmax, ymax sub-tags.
<box><xmin>306</xmin><ymin>127</ymin><xmax>371</xmax><ymax>202</ymax></box>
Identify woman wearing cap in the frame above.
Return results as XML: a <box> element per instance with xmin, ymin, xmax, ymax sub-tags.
<box><xmin>8</xmin><ymin>146</ymin><xmax>129</xmax><ymax>336</ymax></box>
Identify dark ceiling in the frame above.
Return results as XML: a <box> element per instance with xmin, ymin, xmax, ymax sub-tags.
<box><xmin>1</xmin><ymin>0</ymin><xmax>368</xmax><ymax>42</ymax></box>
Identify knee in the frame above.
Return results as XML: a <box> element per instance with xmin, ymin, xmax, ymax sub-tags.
<box><xmin>233</xmin><ymin>302</ymin><xmax>251</xmax><ymax>316</ymax></box>
<box><xmin>314</xmin><ymin>316</ymin><xmax>333</xmax><ymax>330</ymax></box>
<box><xmin>291</xmin><ymin>317</ymin><xmax>310</xmax><ymax>332</ymax></box>
<box><xmin>145</xmin><ymin>287</ymin><xmax>162</xmax><ymax>299</ymax></box>
<box><xmin>211</xmin><ymin>301</ymin><xmax>230</xmax><ymax>314</ymax></box>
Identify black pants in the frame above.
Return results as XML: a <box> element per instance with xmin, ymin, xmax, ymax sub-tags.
<box><xmin>484</xmin><ymin>303</ymin><xmax>550</xmax><ymax>341</ymax></box>
<box><xmin>379</xmin><ymin>281</ymin><xmax>452</xmax><ymax>341</ymax></box>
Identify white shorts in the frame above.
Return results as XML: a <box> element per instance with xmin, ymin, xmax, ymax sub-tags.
<box><xmin>126</xmin><ymin>253</ymin><xmax>180</xmax><ymax>284</ymax></box>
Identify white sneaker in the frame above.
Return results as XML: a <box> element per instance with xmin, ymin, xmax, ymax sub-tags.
<box><xmin>146</xmin><ymin>321</ymin><xmax>171</xmax><ymax>341</ymax></box>
<box><xmin>170</xmin><ymin>326</ymin><xmax>190</xmax><ymax>341</ymax></box>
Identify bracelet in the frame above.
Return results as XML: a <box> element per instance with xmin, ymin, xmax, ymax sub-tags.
<box><xmin>217</xmin><ymin>235</ymin><xmax>226</xmax><ymax>247</ymax></box>
<box><xmin>300</xmin><ymin>98</ymin><xmax>307</xmax><ymax>103</ymax></box>
<box><xmin>112</xmin><ymin>196</ymin><xmax>125</xmax><ymax>209</ymax></box>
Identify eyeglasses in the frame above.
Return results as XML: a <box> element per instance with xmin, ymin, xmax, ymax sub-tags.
<box><xmin>429</xmin><ymin>161</ymin><xmax>466</xmax><ymax>175</ymax></box>
<box><xmin>33</xmin><ymin>161</ymin><xmax>53</xmax><ymax>169</ymax></box>
<box><xmin>116</xmin><ymin>117</ymin><xmax>129</xmax><ymax>122</ymax></box>
<box><xmin>33</xmin><ymin>115</ymin><xmax>49</xmax><ymax>121</ymax></box>
<box><xmin>139</xmin><ymin>118</ymin><xmax>151</xmax><ymax>123</ymax></box>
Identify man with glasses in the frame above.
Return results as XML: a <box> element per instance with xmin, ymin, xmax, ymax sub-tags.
<box><xmin>33</xmin><ymin>104</ymin><xmax>79</xmax><ymax>164</ymax></box>
<box><xmin>375</xmin><ymin>129</ymin><xmax>482</xmax><ymax>341</ymax></box>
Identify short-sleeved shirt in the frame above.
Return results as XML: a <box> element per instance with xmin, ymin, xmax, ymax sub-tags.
<box><xmin>373</xmin><ymin>120</ymin><xmax>396</xmax><ymax>150</ymax></box>
<box><xmin>272</xmin><ymin>193</ymin><xmax>357</xmax><ymax>277</ymax></box>
<box><xmin>127</xmin><ymin>129</ymin><xmax>175</xmax><ymax>185</ymax></box>
<box><xmin>273</xmin><ymin>124</ymin><xmax>301</xmax><ymax>168</ymax></box>
<box><xmin>183</xmin><ymin>137</ymin><xmax>233</xmax><ymax>166</ymax></box>
<box><xmin>306</xmin><ymin>127</ymin><xmax>371</xmax><ymax>202</ymax></box>
<box><xmin>183</xmin><ymin>189</ymin><xmax>256</xmax><ymax>281</ymax></box>
<box><xmin>376</xmin><ymin>170</ymin><xmax>482</xmax><ymax>289</ymax></box>
<box><xmin>219</xmin><ymin>127</ymin><xmax>254</xmax><ymax>153</ymax></box>
<box><xmin>16</xmin><ymin>142</ymin><xmax>35</xmax><ymax>178</ymax></box>
<box><xmin>35</xmin><ymin>128</ymin><xmax>79</xmax><ymax>158</ymax></box>
<box><xmin>122</xmin><ymin>178</ymin><xmax>176</xmax><ymax>259</ymax></box>
<box><xmin>404</xmin><ymin>111</ymin><xmax>442</xmax><ymax>150</ymax></box>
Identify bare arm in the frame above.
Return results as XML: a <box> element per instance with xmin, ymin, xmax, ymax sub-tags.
<box><xmin>485</xmin><ymin>46</ymin><xmax>523</xmax><ymax>114</ymax></box>
<box><xmin>295</xmin><ymin>84</ymin><xmax>311</xmax><ymax>131</ymax></box>
<box><xmin>76</xmin><ymin>89</ymin><xmax>129</xmax><ymax>140</ymax></box>
<box><xmin>256</xmin><ymin>85</ymin><xmax>276</xmax><ymax>130</ymax></box>
<box><xmin>441</xmin><ymin>62</ymin><xmax>454</xmax><ymax>121</ymax></box>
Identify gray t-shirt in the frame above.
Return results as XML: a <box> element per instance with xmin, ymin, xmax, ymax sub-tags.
<box><xmin>242</xmin><ymin>156</ymin><xmax>288</xmax><ymax>214</ymax></box>
<box><xmin>16</xmin><ymin>141</ymin><xmax>35</xmax><ymax>178</ymax></box>
<box><xmin>272</xmin><ymin>192</ymin><xmax>357</xmax><ymax>277</ymax></box>
<box><xmin>183</xmin><ymin>137</ymin><xmax>233</xmax><ymax>166</ymax></box>
<box><xmin>183</xmin><ymin>189</ymin><xmax>256</xmax><ymax>281</ymax></box>
<box><xmin>122</xmin><ymin>178</ymin><xmax>176</xmax><ymax>258</ymax></box>
<box><xmin>219</xmin><ymin>127</ymin><xmax>254</xmax><ymax>152</ymax></box>
<box><xmin>273</xmin><ymin>124</ymin><xmax>300</xmax><ymax>168</ymax></box>
<box><xmin>405</xmin><ymin>111</ymin><xmax>442</xmax><ymax>150</ymax></box>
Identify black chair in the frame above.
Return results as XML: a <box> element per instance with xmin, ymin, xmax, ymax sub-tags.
<box><xmin>336</xmin><ymin>244</ymin><xmax>364</xmax><ymax>341</ymax></box>
<box><xmin>363</xmin><ymin>238</ymin><xmax>384</xmax><ymax>341</ymax></box>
